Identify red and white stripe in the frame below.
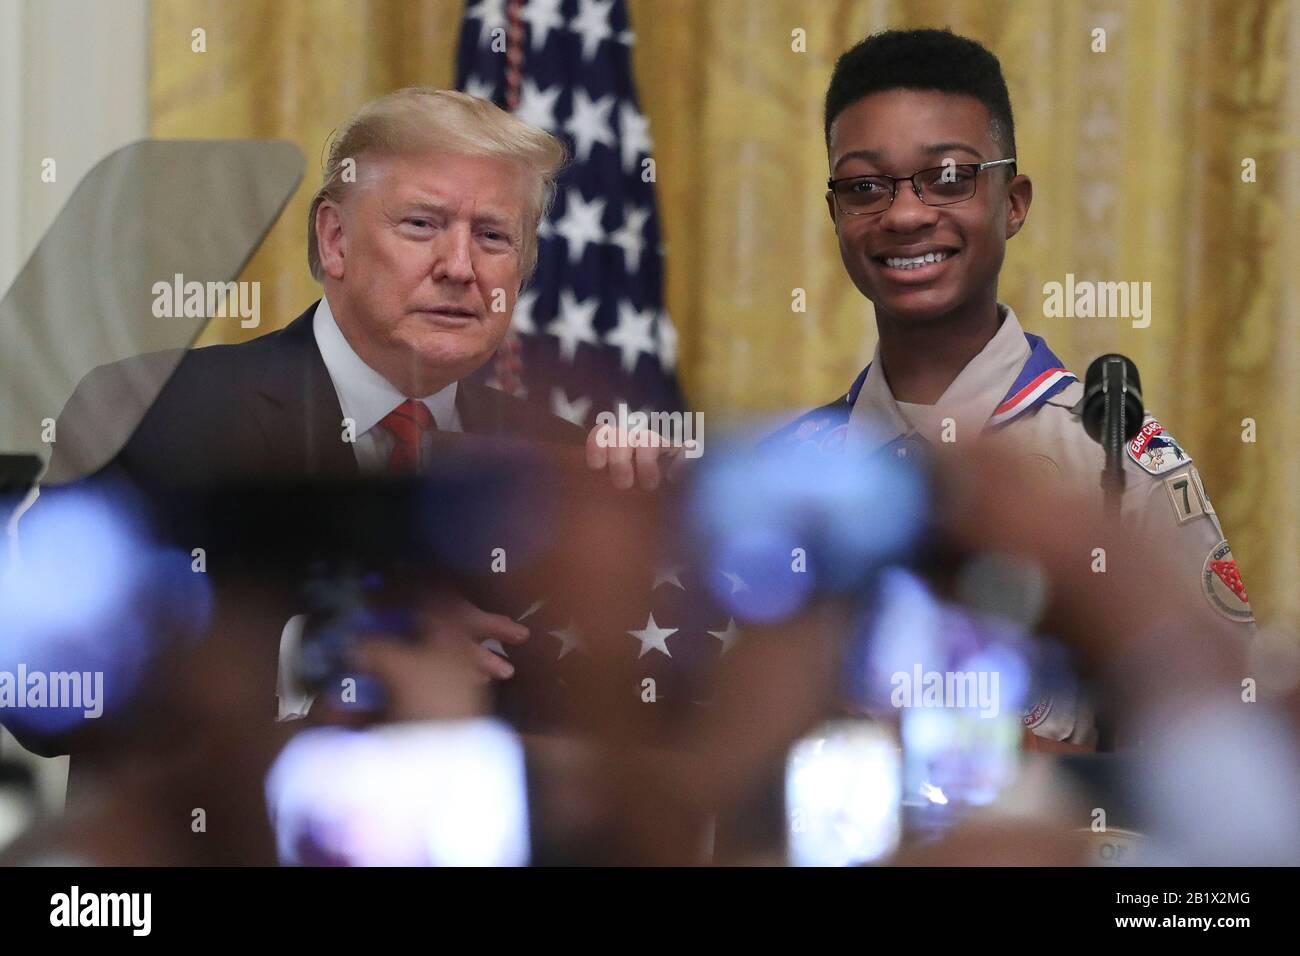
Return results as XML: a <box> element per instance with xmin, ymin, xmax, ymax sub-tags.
<box><xmin>504</xmin><ymin>0</ymin><xmax>526</xmax><ymax>111</ymax></box>
<box><xmin>986</xmin><ymin>368</ymin><xmax>1075</xmax><ymax>426</ymax></box>
<box><xmin>491</xmin><ymin>0</ymin><xmax>529</xmax><ymax>397</ymax></box>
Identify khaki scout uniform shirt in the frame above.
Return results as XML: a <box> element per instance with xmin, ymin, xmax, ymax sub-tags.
<box><xmin>779</xmin><ymin>304</ymin><xmax>1253</xmax><ymax>744</ymax></box>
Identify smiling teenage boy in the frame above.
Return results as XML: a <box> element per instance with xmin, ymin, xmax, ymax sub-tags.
<box><xmin>774</xmin><ymin>29</ymin><xmax>1253</xmax><ymax>745</ymax></box>
<box><xmin>582</xmin><ymin>29</ymin><xmax>1254</xmax><ymax>744</ymax></box>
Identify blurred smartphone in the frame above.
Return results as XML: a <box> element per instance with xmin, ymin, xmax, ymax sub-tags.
<box><xmin>785</xmin><ymin>719</ymin><xmax>901</xmax><ymax>866</ymax></box>
<box><xmin>265</xmin><ymin>719</ymin><xmax>530</xmax><ymax>866</ymax></box>
<box><xmin>840</xmin><ymin>566</ymin><xmax>1026</xmax><ymax>841</ymax></box>
<box><xmin>291</xmin><ymin>564</ymin><xmax>421</xmax><ymax>714</ymax></box>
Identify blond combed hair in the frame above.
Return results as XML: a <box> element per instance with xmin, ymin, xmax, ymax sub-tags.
<box><xmin>307</xmin><ymin>88</ymin><xmax>567</xmax><ymax>283</ymax></box>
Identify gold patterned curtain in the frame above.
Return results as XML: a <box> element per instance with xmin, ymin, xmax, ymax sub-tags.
<box><xmin>151</xmin><ymin>0</ymin><xmax>1300</xmax><ymax>632</ymax></box>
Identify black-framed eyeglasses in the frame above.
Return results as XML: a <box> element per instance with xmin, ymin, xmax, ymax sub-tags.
<box><xmin>827</xmin><ymin>158</ymin><xmax>1017</xmax><ymax>216</ymax></box>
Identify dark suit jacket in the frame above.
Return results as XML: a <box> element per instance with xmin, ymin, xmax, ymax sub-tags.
<box><xmin>46</xmin><ymin>301</ymin><xmax>584</xmax><ymax>489</ymax></box>
<box><xmin>13</xmin><ymin>303</ymin><xmax>585</xmax><ymax>760</ymax></box>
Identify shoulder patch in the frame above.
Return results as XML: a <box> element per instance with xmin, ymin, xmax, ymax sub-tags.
<box><xmin>821</xmin><ymin>424</ymin><xmax>849</xmax><ymax>453</ymax></box>
<box><xmin>1164</xmin><ymin>467</ymin><xmax>1210</xmax><ymax>524</ymax></box>
<box><xmin>787</xmin><ymin>419</ymin><xmax>850</xmax><ymax>455</ymax></box>
<box><xmin>1127</xmin><ymin>417</ymin><xmax>1192</xmax><ymax>475</ymax></box>
<box><xmin>763</xmin><ymin>395</ymin><xmax>854</xmax><ymax>455</ymax></box>
<box><xmin>1022</xmin><ymin>696</ymin><xmax>1053</xmax><ymax>729</ymax></box>
<box><xmin>1202</xmin><ymin>539</ymin><xmax>1253</xmax><ymax>623</ymax></box>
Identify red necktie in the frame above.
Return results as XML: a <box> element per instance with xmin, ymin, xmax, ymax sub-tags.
<box><xmin>376</xmin><ymin>399</ymin><xmax>436</xmax><ymax>473</ymax></box>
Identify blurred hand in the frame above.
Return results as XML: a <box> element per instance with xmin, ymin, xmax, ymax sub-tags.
<box><xmin>415</xmin><ymin>592</ymin><xmax>531</xmax><ymax>682</ymax></box>
<box><xmin>345</xmin><ymin>594</ymin><xmax>530</xmax><ymax>723</ymax></box>
<box><xmin>585</xmin><ymin>422</ymin><xmax>688</xmax><ymax>491</ymax></box>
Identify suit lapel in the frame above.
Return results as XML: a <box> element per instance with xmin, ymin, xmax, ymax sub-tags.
<box><xmin>456</xmin><ymin>378</ymin><xmax>502</xmax><ymax>436</ymax></box>
<box><xmin>251</xmin><ymin>302</ymin><xmax>359</xmax><ymax>479</ymax></box>
<box><xmin>457</xmin><ymin>377</ymin><xmax>587</xmax><ymax>447</ymax></box>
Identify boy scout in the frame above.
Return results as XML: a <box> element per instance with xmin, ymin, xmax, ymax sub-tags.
<box><xmin>589</xmin><ymin>29</ymin><xmax>1253</xmax><ymax>744</ymax></box>
<box><xmin>787</xmin><ymin>28</ymin><xmax>1251</xmax><ymax>743</ymax></box>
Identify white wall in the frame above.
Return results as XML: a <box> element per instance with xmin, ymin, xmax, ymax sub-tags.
<box><xmin>0</xmin><ymin>0</ymin><xmax>149</xmax><ymax>288</ymax></box>
<box><xmin>0</xmin><ymin>0</ymin><xmax>149</xmax><ymax>819</ymax></box>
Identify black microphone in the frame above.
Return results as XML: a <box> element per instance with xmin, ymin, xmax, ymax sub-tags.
<box><xmin>1081</xmin><ymin>354</ymin><xmax>1144</xmax><ymax>515</ymax></box>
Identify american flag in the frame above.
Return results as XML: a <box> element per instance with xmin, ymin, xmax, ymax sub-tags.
<box><xmin>490</xmin><ymin>562</ymin><xmax>745</xmax><ymax>733</ymax></box>
<box><xmin>456</xmin><ymin>0</ymin><xmax>685</xmax><ymax>428</ymax></box>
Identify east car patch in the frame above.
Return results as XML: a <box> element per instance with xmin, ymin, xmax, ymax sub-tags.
<box><xmin>1202</xmin><ymin>539</ymin><xmax>1254</xmax><ymax>623</ymax></box>
<box><xmin>1127</xmin><ymin>417</ymin><xmax>1191</xmax><ymax>475</ymax></box>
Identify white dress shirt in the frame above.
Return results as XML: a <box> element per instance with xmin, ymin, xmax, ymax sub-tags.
<box><xmin>312</xmin><ymin>296</ymin><xmax>462</xmax><ymax>474</ymax></box>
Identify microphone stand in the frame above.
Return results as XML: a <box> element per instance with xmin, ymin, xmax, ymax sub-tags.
<box><xmin>1099</xmin><ymin>356</ymin><xmax>1128</xmax><ymax>519</ymax></box>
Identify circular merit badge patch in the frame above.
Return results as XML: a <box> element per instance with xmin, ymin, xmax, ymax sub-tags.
<box><xmin>1202</xmin><ymin>539</ymin><xmax>1253</xmax><ymax>623</ymax></box>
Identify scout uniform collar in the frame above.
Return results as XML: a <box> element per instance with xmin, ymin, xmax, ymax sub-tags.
<box><xmin>844</xmin><ymin>303</ymin><xmax>1077</xmax><ymax>454</ymax></box>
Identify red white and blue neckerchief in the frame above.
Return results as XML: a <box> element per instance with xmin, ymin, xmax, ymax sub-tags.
<box><xmin>983</xmin><ymin>333</ymin><xmax>1077</xmax><ymax>427</ymax></box>
<box><xmin>766</xmin><ymin>331</ymin><xmax>1077</xmax><ymax>453</ymax></box>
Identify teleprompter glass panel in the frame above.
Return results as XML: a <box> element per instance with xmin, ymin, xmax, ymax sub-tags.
<box><xmin>0</xmin><ymin>139</ymin><xmax>303</xmax><ymax>485</ymax></box>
